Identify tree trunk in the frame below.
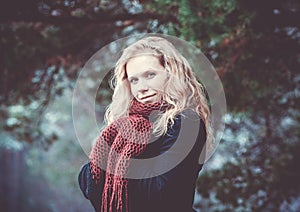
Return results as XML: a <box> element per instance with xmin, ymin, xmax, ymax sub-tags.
<box><xmin>0</xmin><ymin>147</ymin><xmax>25</xmax><ymax>212</ymax></box>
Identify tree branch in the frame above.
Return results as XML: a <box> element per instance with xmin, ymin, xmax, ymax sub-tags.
<box><xmin>0</xmin><ymin>12</ymin><xmax>179</xmax><ymax>25</ymax></box>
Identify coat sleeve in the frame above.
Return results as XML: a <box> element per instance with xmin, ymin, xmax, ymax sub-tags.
<box><xmin>129</xmin><ymin>110</ymin><xmax>207</xmax><ymax>211</ymax></box>
<box><xmin>78</xmin><ymin>162</ymin><xmax>105</xmax><ymax>211</ymax></box>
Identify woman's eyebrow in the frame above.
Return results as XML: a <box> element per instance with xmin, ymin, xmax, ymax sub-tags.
<box><xmin>143</xmin><ymin>70</ymin><xmax>157</xmax><ymax>75</ymax></box>
<box><xmin>128</xmin><ymin>76</ymin><xmax>137</xmax><ymax>81</ymax></box>
<box><xmin>127</xmin><ymin>69</ymin><xmax>158</xmax><ymax>80</ymax></box>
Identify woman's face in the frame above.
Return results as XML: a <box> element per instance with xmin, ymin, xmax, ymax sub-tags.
<box><xmin>126</xmin><ymin>55</ymin><xmax>168</xmax><ymax>104</ymax></box>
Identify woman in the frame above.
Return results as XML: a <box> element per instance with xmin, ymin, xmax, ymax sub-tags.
<box><xmin>78</xmin><ymin>36</ymin><xmax>211</xmax><ymax>212</ymax></box>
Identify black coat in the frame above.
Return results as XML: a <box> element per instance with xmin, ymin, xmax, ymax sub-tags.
<box><xmin>78</xmin><ymin>110</ymin><xmax>206</xmax><ymax>212</ymax></box>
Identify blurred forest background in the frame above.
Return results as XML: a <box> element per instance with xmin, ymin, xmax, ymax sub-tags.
<box><xmin>0</xmin><ymin>0</ymin><xmax>300</xmax><ymax>211</ymax></box>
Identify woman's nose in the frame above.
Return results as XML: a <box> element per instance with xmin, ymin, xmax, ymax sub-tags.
<box><xmin>137</xmin><ymin>81</ymin><xmax>149</xmax><ymax>93</ymax></box>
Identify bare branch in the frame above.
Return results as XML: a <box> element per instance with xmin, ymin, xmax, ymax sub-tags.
<box><xmin>0</xmin><ymin>12</ymin><xmax>179</xmax><ymax>25</ymax></box>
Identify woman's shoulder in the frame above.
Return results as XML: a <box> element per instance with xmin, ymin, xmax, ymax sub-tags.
<box><xmin>171</xmin><ymin>109</ymin><xmax>206</xmax><ymax>150</ymax></box>
<box><xmin>172</xmin><ymin>109</ymin><xmax>204</xmax><ymax>128</ymax></box>
<box><xmin>165</xmin><ymin>109</ymin><xmax>205</xmax><ymax>145</ymax></box>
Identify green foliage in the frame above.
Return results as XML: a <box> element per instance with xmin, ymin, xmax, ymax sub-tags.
<box><xmin>147</xmin><ymin>0</ymin><xmax>241</xmax><ymax>46</ymax></box>
<box><xmin>197</xmin><ymin>140</ymin><xmax>300</xmax><ymax>210</ymax></box>
<box><xmin>196</xmin><ymin>111</ymin><xmax>300</xmax><ymax>211</ymax></box>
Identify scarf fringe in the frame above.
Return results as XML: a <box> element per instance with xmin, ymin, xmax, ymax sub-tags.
<box><xmin>101</xmin><ymin>177</ymin><xmax>128</xmax><ymax>212</ymax></box>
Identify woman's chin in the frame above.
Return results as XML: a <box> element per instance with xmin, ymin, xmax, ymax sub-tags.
<box><xmin>140</xmin><ymin>99</ymin><xmax>155</xmax><ymax>104</ymax></box>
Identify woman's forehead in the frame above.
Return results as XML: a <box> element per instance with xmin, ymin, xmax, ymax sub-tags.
<box><xmin>126</xmin><ymin>55</ymin><xmax>164</xmax><ymax>77</ymax></box>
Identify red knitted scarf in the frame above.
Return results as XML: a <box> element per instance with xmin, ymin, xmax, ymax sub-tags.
<box><xmin>89</xmin><ymin>99</ymin><xmax>168</xmax><ymax>212</ymax></box>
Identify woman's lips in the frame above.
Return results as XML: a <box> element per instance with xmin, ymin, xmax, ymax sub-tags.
<box><xmin>141</xmin><ymin>93</ymin><xmax>156</xmax><ymax>100</ymax></box>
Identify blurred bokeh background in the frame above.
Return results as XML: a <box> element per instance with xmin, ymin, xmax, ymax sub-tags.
<box><xmin>0</xmin><ymin>0</ymin><xmax>299</xmax><ymax>211</ymax></box>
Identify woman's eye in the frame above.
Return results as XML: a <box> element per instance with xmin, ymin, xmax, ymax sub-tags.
<box><xmin>147</xmin><ymin>72</ymin><xmax>156</xmax><ymax>78</ymax></box>
<box><xmin>130</xmin><ymin>78</ymin><xmax>138</xmax><ymax>84</ymax></box>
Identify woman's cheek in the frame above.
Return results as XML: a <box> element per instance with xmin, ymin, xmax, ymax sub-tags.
<box><xmin>131</xmin><ymin>86</ymin><xmax>138</xmax><ymax>97</ymax></box>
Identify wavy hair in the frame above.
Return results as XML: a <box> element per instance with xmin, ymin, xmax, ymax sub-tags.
<box><xmin>105</xmin><ymin>36</ymin><xmax>212</xmax><ymax>144</ymax></box>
